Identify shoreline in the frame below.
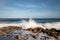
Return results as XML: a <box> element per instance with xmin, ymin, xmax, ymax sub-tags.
<box><xmin>0</xmin><ymin>26</ymin><xmax>60</xmax><ymax>40</ymax></box>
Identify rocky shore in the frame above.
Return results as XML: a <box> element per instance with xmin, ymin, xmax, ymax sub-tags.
<box><xmin>0</xmin><ymin>26</ymin><xmax>60</xmax><ymax>40</ymax></box>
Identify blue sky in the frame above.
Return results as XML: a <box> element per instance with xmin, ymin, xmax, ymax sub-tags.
<box><xmin>0</xmin><ymin>0</ymin><xmax>60</xmax><ymax>18</ymax></box>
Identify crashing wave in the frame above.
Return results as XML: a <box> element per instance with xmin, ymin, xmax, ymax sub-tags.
<box><xmin>0</xmin><ymin>18</ymin><xmax>60</xmax><ymax>30</ymax></box>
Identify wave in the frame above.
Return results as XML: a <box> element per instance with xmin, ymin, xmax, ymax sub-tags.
<box><xmin>0</xmin><ymin>19</ymin><xmax>60</xmax><ymax>30</ymax></box>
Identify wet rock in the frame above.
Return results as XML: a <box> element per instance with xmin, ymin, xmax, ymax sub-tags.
<box><xmin>0</xmin><ymin>31</ymin><xmax>7</xmax><ymax>36</ymax></box>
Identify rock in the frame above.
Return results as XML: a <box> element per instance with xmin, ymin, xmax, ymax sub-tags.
<box><xmin>0</xmin><ymin>31</ymin><xmax>7</xmax><ymax>36</ymax></box>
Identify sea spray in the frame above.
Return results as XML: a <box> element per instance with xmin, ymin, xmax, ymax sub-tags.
<box><xmin>43</xmin><ymin>22</ymin><xmax>60</xmax><ymax>30</ymax></box>
<box><xmin>0</xmin><ymin>19</ymin><xmax>60</xmax><ymax>30</ymax></box>
<box><xmin>20</xmin><ymin>18</ymin><xmax>41</xmax><ymax>29</ymax></box>
<box><xmin>20</xmin><ymin>19</ymin><xmax>60</xmax><ymax>30</ymax></box>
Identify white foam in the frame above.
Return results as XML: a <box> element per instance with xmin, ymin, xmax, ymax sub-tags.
<box><xmin>0</xmin><ymin>19</ymin><xmax>60</xmax><ymax>30</ymax></box>
<box><xmin>19</xmin><ymin>19</ymin><xmax>60</xmax><ymax>30</ymax></box>
<box><xmin>0</xmin><ymin>23</ymin><xmax>19</xmax><ymax>28</ymax></box>
<box><xmin>43</xmin><ymin>22</ymin><xmax>60</xmax><ymax>30</ymax></box>
<box><xmin>20</xmin><ymin>18</ymin><xmax>42</xmax><ymax>29</ymax></box>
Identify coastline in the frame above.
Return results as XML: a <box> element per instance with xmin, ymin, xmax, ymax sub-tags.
<box><xmin>0</xmin><ymin>26</ymin><xmax>60</xmax><ymax>40</ymax></box>
<box><xmin>0</xmin><ymin>19</ymin><xmax>60</xmax><ymax>40</ymax></box>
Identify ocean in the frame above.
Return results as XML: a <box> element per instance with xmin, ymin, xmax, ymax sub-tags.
<box><xmin>0</xmin><ymin>18</ymin><xmax>60</xmax><ymax>29</ymax></box>
<box><xmin>0</xmin><ymin>18</ymin><xmax>60</xmax><ymax>23</ymax></box>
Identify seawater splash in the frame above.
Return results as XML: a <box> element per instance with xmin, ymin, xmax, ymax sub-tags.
<box><xmin>0</xmin><ymin>18</ymin><xmax>60</xmax><ymax>30</ymax></box>
<box><xmin>20</xmin><ymin>18</ymin><xmax>60</xmax><ymax>30</ymax></box>
<box><xmin>20</xmin><ymin>18</ymin><xmax>40</xmax><ymax>29</ymax></box>
<box><xmin>43</xmin><ymin>22</ymin><xmax>60</xmax><ymax>30</ymax></box>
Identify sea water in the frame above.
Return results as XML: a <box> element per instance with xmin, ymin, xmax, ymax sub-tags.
<box><xmin>0</xmin><ymin>18</ymin><xmax>60</xmax><ymax>30</ymax></box>
<box><xmin>0</xmin><ymin>18</ymin><xmax>60</xmax><ymax>23</ymax></box>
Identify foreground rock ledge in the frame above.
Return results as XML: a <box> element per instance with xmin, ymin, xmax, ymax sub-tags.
<box><xmin>0</xmin><ymin>26</ymin><xmax>60</xmax><ymax>40</ymax></box>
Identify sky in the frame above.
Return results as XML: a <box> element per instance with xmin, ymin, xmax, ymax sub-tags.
<box><xmin>0</xmin><ymin>0</ymin><xmax>60</xmax><ymax>18</ymax></box>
